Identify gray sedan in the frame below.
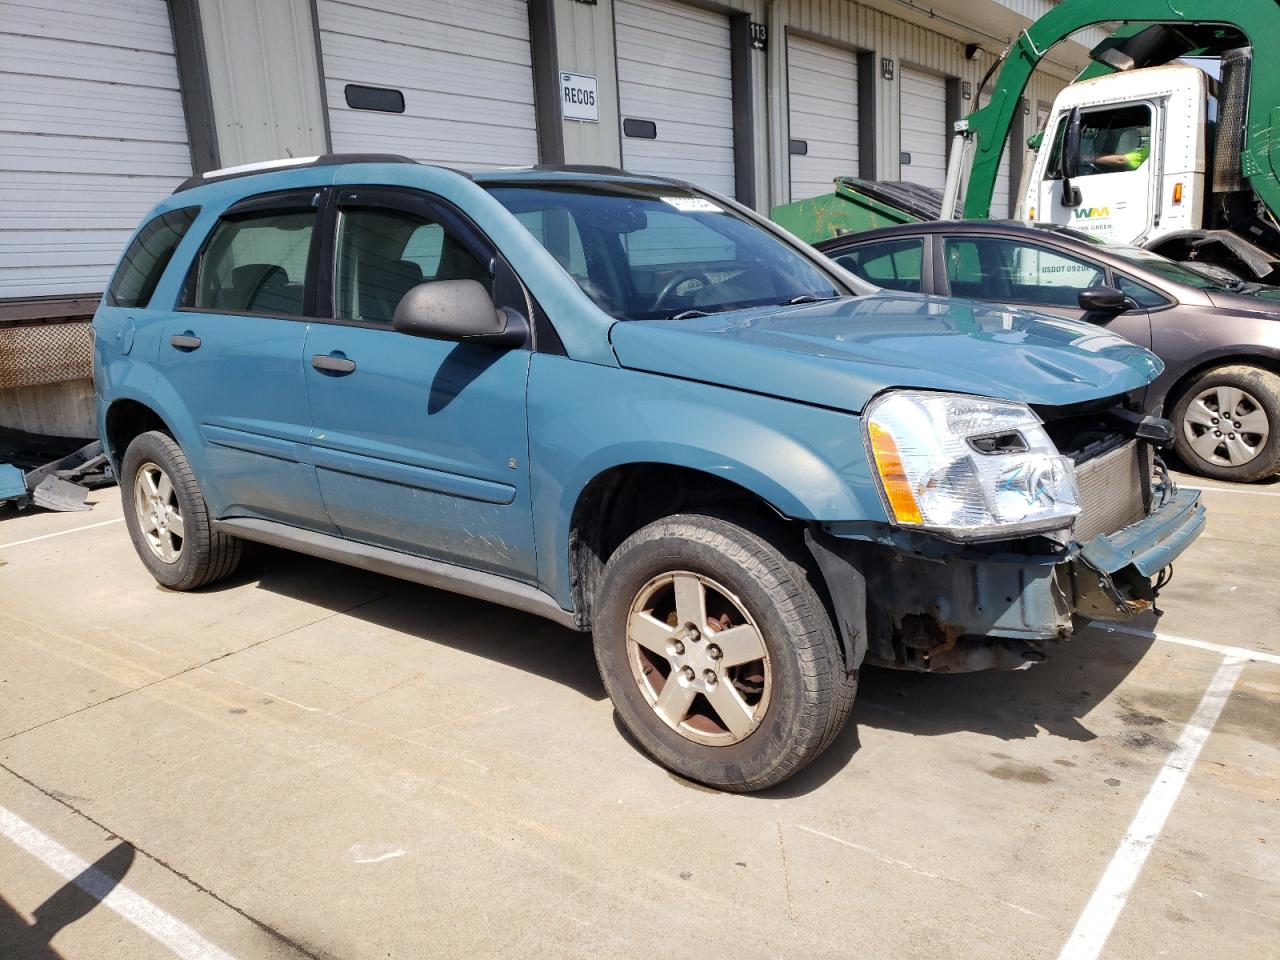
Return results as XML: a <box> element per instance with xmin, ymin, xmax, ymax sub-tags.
<box><xmin>817</xmin><ymin>221</ymin><xmax>1280</xmax><ymax>482</ymax></box>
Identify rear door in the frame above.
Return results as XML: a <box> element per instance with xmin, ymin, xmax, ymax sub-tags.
<box><xmin>159</xmin><ymin>189</ymin><xmax>334</xmax><ymax>531</ymax></box>
<box><xmin>303</xmin><ymin>186</ymin><xmax>538</xmax><ymax>580</ymax></box>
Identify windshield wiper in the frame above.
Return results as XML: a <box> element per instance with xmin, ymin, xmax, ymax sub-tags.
<box><xmin>666</xmin><ymin>309</ymin><xmax>711</xmax><ymax>320</ymax></box>
<box><xmin>783</xmin><ymin>294</ymin><xmax>838</xmax><ymax>305</ymax></box>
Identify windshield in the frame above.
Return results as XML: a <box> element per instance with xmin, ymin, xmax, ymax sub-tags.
<box><xmin>1103</xmin><ymin>244</ymin><xmax>1248</xmax><ymax>290</ymax></box>
<box><xmin>485</xmin><ymin>181</ymin><xmax>842</xmax><ymax>320</ymax></box>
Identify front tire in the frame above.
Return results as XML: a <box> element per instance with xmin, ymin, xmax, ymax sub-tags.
<box><xmin>593</xmin><ymin>513</ymin><xmax>856</xmax><ymax>792</ymax></box>
<box><xmin>120</xmin><ymin>430</ymin><xmax>242</xmax><ymax>590</ymax></box>
<box><xmin>1171</xmin><ymin>365</ymin><xmax>1280</xmax><ymax>482</ymax></box>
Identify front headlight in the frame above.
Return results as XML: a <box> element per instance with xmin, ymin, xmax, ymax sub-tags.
<box><xmin>864</xmin><ymin>391</ymin><xmax>1080</xmax><ymax>540</ymax></box>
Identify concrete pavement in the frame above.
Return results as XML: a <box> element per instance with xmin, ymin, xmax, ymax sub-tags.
<box><xmin>0</xmin><ymin>475</ymin><xmax>1276</xmax><ymax>960</ymax></box>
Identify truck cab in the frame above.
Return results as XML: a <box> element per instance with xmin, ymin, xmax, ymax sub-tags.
<box><xmin>1023</xmin><ymin>65</ymin><xmax>1208</xmax><ymax>248</ymax></box>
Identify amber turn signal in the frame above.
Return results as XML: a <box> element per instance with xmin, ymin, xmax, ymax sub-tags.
<box><xmin>868</xmin><ymin>421</ymin><xmax>924</xmax><ymax>524</ymax></box>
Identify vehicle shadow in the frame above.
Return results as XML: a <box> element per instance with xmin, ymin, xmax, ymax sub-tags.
<box><xmin>1166</xmin><ymin>450</ymin><xmax>1280</xmax><ymax>486</ymax></box>
<box><xmin>225</xmin><ymin>546</ymin><xmax>607</xmax><ymax>701</ymax></box>
<box><xmin>760</xmin><ymin>624</ymin><xmax>1157</xmax><ymax>798</ymax></box>
<box><xmin>225</xmin><ymin>548</ymin><xmax>1157</xmax><ymax>795</ymax></box>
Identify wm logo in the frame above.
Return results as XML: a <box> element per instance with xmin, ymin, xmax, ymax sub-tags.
<box><xmin>1073</xmin><ymin>207</ymin><xmax>1111</xmax><ymax>219</ymax></box>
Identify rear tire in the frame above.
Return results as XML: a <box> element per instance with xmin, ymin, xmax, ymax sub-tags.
<box><xmin>121</xmin><ymin>430</ymin><xmax>242</xmax><ymax>590</ymax></box>
<box><xmin>593</xmin><ymin>513</ymin><xmax>856</xmax><ymax>792</ymax></box>
<box><xmin>1171</xmin><ymin>365</ymin><xmax>1280</xmax><ymax>482</ymax></box>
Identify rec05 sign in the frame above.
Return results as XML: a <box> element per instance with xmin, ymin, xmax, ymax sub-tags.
<box><xmin>560</xmin><ymin>72</ymin><xmax>598</xmax><ymax>122</ymax></box>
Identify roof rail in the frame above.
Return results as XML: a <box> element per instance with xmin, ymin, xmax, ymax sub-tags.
<box><xmin>173</xmin><ymin>153</ymin><xmax>417</xmax><ymax>193</ymax></box>
<box><xmin>531</xmin><ymin>163</ymin><xmax>634</xmax><ymax>176</ymax></box>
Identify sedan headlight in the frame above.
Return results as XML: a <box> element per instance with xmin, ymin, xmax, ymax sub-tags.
<box><xmin>864</xmin><ymin>391</ymin><xmax>1080</xmax><ymax>540</ymax></box>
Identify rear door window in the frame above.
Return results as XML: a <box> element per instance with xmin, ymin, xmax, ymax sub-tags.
<box><xmin>830</xmin><ymin>238</ymin><xmax>924</xmax><ymax>293</ymax></box>
<box><xmin>106</xmin><ymin>207</ymin><xmax>199</xmax><ymax>308</ymax></box>
<box><xmin>188</xmin><ymin>209</ymin><xmax>316</xmax><ymax>317</ymax></box>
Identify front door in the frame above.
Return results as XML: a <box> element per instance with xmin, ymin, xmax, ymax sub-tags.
<box><xmin>303</xmin><ymin>187</ymin><xmax>538</xmax><ymax>581</ymax></box>
<box><xmin>158</xmin><ymin>189</ymin><xmax>334</xmax><ymax>531</ymax></box>
<box><xmin>937</xmin><ymin>233</ymin><xmax>1152</xmax><ymax>348</ymax></box>
<box><xmin>1037</xmin><ymin>103</ymin><xmax>1157</xmax><ymax>244</ymax></box>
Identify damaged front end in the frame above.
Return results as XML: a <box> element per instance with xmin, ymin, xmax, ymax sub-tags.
<box><xmin>809</xmin><ymin>401</ymin><xmax>1205</xmax><ymax>673</ymax></box>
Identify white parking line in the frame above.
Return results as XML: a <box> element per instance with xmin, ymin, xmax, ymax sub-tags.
<box><xmin>0</xmin><ymin>517</ymin><xmax>124</xmax><ymax>550</ymax></box>
<box><xmin>1180</xmin><ymin>483</ymin><xmax>1280</xmax><ymax>498</ymax></box>
<box><xmin>1057</xmin><ymin>654</ymin><xmax>1246</xmax><ymax>960</ymax></box>
<box><xmin>0</xmin><ymin>805</ymin><xmax>236</xmax><ymax>960</ymax></box>
<box><xmin>1095</xmin><ymin>624</ymin><xmax>1280</xmax><ymax>666</ymax></box>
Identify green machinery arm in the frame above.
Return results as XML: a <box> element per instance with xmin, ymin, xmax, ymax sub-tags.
<box><xmin>962</xmin><ymin>0</ymin><xmax>1280</xmax><ymax>220</ymax></box>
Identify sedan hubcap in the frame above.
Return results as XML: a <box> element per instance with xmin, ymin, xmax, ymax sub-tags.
<box><xmin>133</xmin><ymin>462</ymin><xmax>184</xmax><ymax>564</ymax></box>
<box><xmin>1183</xmin><ymin>385</ymin><xmax>1269</xmax><ymax>467</ymax></box>
<box><xmin>626</xmin><ymin>572</ymin><xmax>771</xmax><ymax>746</ymax></box>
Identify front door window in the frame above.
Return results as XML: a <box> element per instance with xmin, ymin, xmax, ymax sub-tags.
<box><xmin>1038</xmin><ymin>103</ymin><xmax>1156</xmax><ymax>243</ymax></box>
<box><xmin>334</xmin><ymin>206</ymin><xmax>492</xmax><ymax>326</ymax></box>
<box><xmin>942</xmin><ymin>236</ymin><xmax>1105</xmax><ymax>308</ymax></box>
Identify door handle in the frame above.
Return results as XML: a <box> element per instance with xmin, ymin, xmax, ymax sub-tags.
<box><xmin>170</xmin><ymin>332</ymin><xmax>201</xmax><ymax>351</ymax></box>
<box><xmin>311</xmin><ymin>353</ymin><xmax>357</xmax><ymax>374</ymax></box>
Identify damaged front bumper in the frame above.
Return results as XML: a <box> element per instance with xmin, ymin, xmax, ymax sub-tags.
<box><xmin>809</xmin><ymin>487</ymin><xmax>1205</xmax><ymax>673</ymax></box>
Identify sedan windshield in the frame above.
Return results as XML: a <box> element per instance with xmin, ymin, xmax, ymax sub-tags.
<box><xmin>1103</xmin><ymin>244</ymin><xmax>1249</xmax><ymax>291</ymax></box>
<box><xmin>486</xmin><ymin>181</ymin><xmax>842</xmax><ymax>321</ymax></box>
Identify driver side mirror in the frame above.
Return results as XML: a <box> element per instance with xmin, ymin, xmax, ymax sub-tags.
<box><xmin>393</xmin><ymin>279</ymin><xmax>528</xmax><ymax>348</ymax></box>
<box><xmin>1077</xmin><ymin>285</ymin><xmax>1131</xmax><ymax>318</ymax></box>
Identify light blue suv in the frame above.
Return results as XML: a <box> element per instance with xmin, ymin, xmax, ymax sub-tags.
<box><xmin>93</xmin><ymin>156</ymin><xmax>1204</xmax><ymax>791</ymax></box>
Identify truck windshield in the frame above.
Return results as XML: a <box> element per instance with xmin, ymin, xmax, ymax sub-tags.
<box><xmin>486</xmin><ymin>182</ymin><xmax>842</xmax><ymax>321</ymax></box>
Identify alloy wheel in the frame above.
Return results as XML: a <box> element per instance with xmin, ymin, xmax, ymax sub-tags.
<box><xmin>133</xmin><ymin>461</ymin><xmax>184</xmax><ymax>563</ymax></box>
<box><xmin>626</xmin><ymin>571</ymin><xmax>771</xmax><ymax>746</ymax></box>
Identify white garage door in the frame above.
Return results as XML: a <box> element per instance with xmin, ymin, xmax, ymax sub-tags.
<box><xmin>899</xmin><ymin>68</ymin><xmax>947</xmax><ymax>191</ymax></box>
<box><xmin>788</xmin><ymin>36</ymin><xmax>858</xmax><ymax>201</ymax></box>
<box><xmin>317</xmin><ymin>0</ymin><xmax>538</xmax><ymax>169</ymax></box>
<box><xmin>615</xmin><ymin>0</ymin><xmax>735</xmax><ymax>196</ymax></box>
<box><xmin>0</xmin><ymin>0</ymin><xmax>192</xmax><ymax>300</ymax></box>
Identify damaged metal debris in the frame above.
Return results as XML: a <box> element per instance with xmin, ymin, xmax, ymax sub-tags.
<box><xmin>0</xmin><ymin>429</ymin><xmax>114</xmax><ymax>512</ymax></box>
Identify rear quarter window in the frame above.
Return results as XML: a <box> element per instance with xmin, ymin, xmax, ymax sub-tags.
<box><xmin>106</xmin><ymin>207</ymin><xmax>200</xmax><ymax>308</ymax></box>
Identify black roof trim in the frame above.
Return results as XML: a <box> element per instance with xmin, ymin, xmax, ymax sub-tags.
<box><xmin>531</xmin><ymin>164</ymin><xmax>634</xmax><ymax>176</ymax></box>
<box><xmin>173</xmin><ymin>153</ymin><xmax>419</xmax><ymax>194</ymax></box>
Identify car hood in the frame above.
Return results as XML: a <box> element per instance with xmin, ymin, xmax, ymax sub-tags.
<box><xmin>609</xmin><ymin>294</ymin><xmax>1162</xmax><ymax>413</ymax></box>
<box><xmin>1204</xmin><ymin>287</ymin><xmax>1280</xmax><ymax>314</ymax></box>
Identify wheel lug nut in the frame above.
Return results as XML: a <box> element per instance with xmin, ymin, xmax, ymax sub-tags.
<box><xmin>703</xmin><ymin>669</ymin><xmax>717</xmax><ymax>685</ymax></box>
<box><xmin>707</xmin><ymin>644</ymin><xmax>722</xmax><ymax>660</ymax></box>
<box><xmin>681</xmin><ymin>666</ymin><xmax>695</xmax><ymax>682</ymax></box>
<box><xmin>671</xmin><ymin>640</ymin><xmax>685</xmax><ymax>655</ymax></box>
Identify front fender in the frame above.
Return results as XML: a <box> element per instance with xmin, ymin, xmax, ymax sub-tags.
<box><xmin>527</xmin><ymin>355</ymin><xmax>884</xmax><ymax>608</ymax></box>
